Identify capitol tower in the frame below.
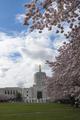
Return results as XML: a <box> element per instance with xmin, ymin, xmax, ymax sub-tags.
<box><xmin>33</xmin><ymin>65</ymin><xmax>48</xmax><ymax>102</ymax></box>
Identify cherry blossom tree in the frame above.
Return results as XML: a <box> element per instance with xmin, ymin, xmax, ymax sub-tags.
<box><xmin>47</xmin><ymin>27</ymin><xmax>80</xmax><ymax>101</ymax></box>
<box><xmin>24</xmin><ymin>0</ymin><xmax>80</xmax><ymax>33</ymax></box>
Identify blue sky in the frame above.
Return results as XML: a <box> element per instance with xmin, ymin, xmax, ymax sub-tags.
<box><xmin>0</xmin><ymin>0</ymin><xmax>29</xmax><ymax>32</ymax></box>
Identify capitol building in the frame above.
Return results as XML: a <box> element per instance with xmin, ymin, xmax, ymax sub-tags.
<box><xmin>0</xmin><ymin>65</ymin><xmax>49</xmax><ymax>103</ymax></box>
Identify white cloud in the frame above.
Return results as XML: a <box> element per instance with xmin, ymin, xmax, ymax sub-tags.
<box><xmin>0</xmin><ymin>29</ymin><xmax>65</xmax><ymax>88</ymax></box>
<box><xmin>16</xmin><ymin>14</ymin><xmax>25</xmax><ymax>24</ymax></box>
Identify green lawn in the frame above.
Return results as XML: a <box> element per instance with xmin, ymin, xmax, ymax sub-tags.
<box><xmin>0</xmin><ymin>103</ymin><xmax>80</xmax><ymax>120</ymax></box>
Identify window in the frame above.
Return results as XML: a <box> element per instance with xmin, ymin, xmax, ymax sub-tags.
<box><xmin>8</xmin><ymin>90</ymin><xmax>9</xmax><ymax>94</ymax></box>
<box><xmin>13</xmin><ymin>90</ymin><xmax>15</xmax><ymax>95</ymax></box>
<box><xmin>11</xmin><ymin>90</ymin><xmax>12</xmax><ymax>94</ymax></box>
<box><xmin>27</xmin><ymin>91</ymin><xmax>28</xmax><ymax>93</ymax></box>
<box><xmin>5</xmin><ymin>91</ymin><xmax>6</xmax><ymax>94</ymax></box>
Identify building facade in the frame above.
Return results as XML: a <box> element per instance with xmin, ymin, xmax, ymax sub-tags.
<box><xmin>0</xmin><ymin>65</ymin><xmax>49</xmax><ymax>103</ymax></box>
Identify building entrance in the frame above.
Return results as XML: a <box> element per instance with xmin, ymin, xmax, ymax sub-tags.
<box><xmin>37</xmin><ymin>91</ymin><xmax>42</xmax><ymax>99</ymax></box>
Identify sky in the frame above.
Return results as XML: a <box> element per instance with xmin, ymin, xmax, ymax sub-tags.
<box><xmin>0</xmin><ymin>0</ymin><xmax>68</xmax><ymax>88</ymax></box>
<box><xmin>0</xmin><ymin>0</ymin><xmax>28</xmax><ymax>32</ymax></box>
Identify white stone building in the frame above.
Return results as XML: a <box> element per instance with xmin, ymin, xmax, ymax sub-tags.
<box><xmin>0</xmin><ymin>65</ymin><xmax>49</xmax><ymax>103</ymax></box>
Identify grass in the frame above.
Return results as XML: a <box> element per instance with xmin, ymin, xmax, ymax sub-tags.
<box><xmin>0</xmin><ymin>103</ymin><xmax>80</xmax><ymax>120</ymax></box>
